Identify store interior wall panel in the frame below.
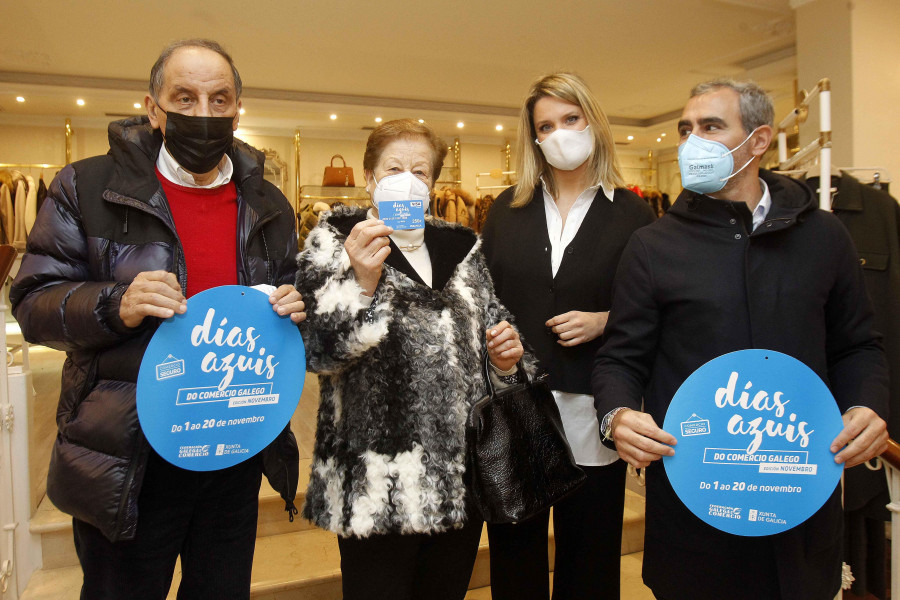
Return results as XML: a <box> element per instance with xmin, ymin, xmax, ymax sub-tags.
<box><xmin>850</xmin><ymin>0</ymin><xmax>900</xmax><ymax>186</ymax></box>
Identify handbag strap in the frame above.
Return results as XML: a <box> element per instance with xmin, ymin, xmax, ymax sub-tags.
<box><xmin>330</xmin><ymin>155</ymin><xmax>346</xmax><ymax>168</ymax></box>
<box><xmin>482</xmin><ymin>352</ymin><xmax>529</xmax><ymax>396</ymax></box>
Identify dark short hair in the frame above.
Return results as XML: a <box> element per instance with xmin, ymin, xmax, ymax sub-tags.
<box><xmin>149</xmin><ymin>39</ymin><xmax>243</xmax><ymax>100</ymax></box>
<box><xmin>690</xmin><ymin>78</ymin><xmax>774</xmax><ymax>133</ymax></box>
<box><xmin>363</xmin><ymin>119</ymin><xmax>448</xmax><ymax>184</ymax></box>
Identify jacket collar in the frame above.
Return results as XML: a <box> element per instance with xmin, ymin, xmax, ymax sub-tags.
<box><xmin>325</xmin><ymin>206</ymin><xmax>478</xmax><ymax>290</ymax></box>
<box><xmin>831</xmin><ymin>171</ymin><xmax>865</xmax><ymax>212</ymax></box>
<box><xmin>105</xmin><ymin>116</ymin><xmax>279</xmax><ymax>219</ymax></box>
<box><xmin>670</xmin><ymin>169</ymin><xmax>816</xmax><ymax>232</ymax></box>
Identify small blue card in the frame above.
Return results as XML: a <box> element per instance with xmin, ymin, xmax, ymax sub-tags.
<box><xmin>137</xmin><ymin>286</ymin><xmax>305</xmax><ymax>471</ymax></box>
<box><xmin>663</xmin><ymin>349</ymin><xmax>844</xmax><ymax>537</ymax></box>
<box><xmin>379</xmin><ymin>199</ymin><xmax>425</xmax><ymax>230</ymax></box>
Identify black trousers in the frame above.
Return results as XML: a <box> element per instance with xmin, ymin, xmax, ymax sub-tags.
<box><xmin>337</xmin><ymin>517</ymin><xmax>483</xmax><ymax>600</ymax></box>
<box><xmin>73</xmin><ymin>450</ymin><xmax>263</xmax><ymax>600</ymax></box>
<box><xmin>486</xmin><ymin>460</ymin><xmax>628</xmax><ymax>600</ymax></box>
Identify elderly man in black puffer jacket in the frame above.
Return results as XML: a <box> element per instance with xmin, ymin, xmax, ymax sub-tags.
<box><xmin>10</xmin><ymin>39</ymin><xmax>305</xmax><ymax>599</ymax></box>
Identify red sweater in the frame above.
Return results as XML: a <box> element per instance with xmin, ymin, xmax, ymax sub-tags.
<box><xmin>156</xmin><ymin>168</ymin><xmax>238</xmax><ymax>297</ymax></box>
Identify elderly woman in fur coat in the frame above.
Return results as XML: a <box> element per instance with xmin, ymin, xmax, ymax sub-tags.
<box><xmin>296</xmin><ymin>118</ymin><xmax>528</xmax><ymax>600</ymax></box>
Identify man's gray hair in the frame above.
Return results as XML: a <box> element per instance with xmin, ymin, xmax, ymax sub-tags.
<box><xmin>690</xmin><ymin>78</ymin><xmax>774</xmax><ymax>133</ymax></box>
<box><xmin>149</xmin><ymin>39</ymin><xmax>242</xmax><ymax>100</ymax></box>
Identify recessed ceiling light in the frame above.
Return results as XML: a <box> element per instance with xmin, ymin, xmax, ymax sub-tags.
<box><xmin>627</xmin><ymin>135</ymin><xmax>634</xmax><ymax>141</ymax></box>
<box><xmin>330</xmin><ymin>114</ymin><xmax>337</xmax><ymax>120</ymax></box>
<box><xmin>239</xmin><ymin>108</ymin><xmax>246</xmax><ymax>115</ymax></box>
<box><xmin>660</xmin><ymin>133</ymin><xmax>666</xmax><ymax>137</ymax></box>
<box><xmin>375</xmin><ymin>117</ymin><xmax>382</xmax><ymax>123</ymax></box>
<box><xmin>495</xmin><ymin>124</ymin><xmax>503</xmax><ymax>131</ymax></box>
<box><xmin>76</xmin><ymin>98</ymin><xmax>85</xmax><ymax>106</ymax></box>
<box><xmin>418</xmin><ymin>119</ymin><xmax>424</xmax><ymax>124</ymax></box>
<box><xmin>457</xmin><ymin>122</ymin><xmax>465</xmax><ymax>128</ymax></box>
<box><xmin>133</xmin><ymin>102</ymin><xmax>141</xmax><ymax>109</ymax></box>
<box><xmin>656</xmin><ymin>137</ymin><xmax>662</xmax><ymax>142</ymax></box>
<box><xmin>16</xmin><ymin>96</ymin><xmax>25</xmax><ymax>103</ymax></box>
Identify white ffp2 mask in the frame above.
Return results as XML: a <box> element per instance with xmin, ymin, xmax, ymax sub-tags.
<box><xmin>535</xmin><ymin>125</ymin><xmax>594</xmax><ymax>171</ymax></box>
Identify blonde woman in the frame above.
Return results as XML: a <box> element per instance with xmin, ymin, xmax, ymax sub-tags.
<box><xmin>481</xmin><ymin>73</ymin><xmax>655</xmax><ymax>600</ymax></box>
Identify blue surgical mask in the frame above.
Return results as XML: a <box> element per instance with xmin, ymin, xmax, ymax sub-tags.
<box><xmin>677</xmin><ymin>127</ymin><xmax>760</xmax><ymax>194</ymax></box>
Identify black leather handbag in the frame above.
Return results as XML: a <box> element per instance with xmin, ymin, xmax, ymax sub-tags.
<box><xmin>466</xmin><ymin>357</ymin><xmax>586</xmax><ymax>524</ymax></box>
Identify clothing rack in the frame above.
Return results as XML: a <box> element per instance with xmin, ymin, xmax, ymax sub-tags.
<box><xmin>297</xmin><ymin>185</ymin><xmax>370</xmax><ymax>208</ymax></box>
<box><xmin>0</xmin><ymin>164</ymin><xmax>64</xmax><ymax>171</ymax></box>
<box><xmin>840</xmin><ymin>167</ymin><xmax>891</xmax><ymax>189</ymax></box>
<box><xmin>475</xmin><ymin>170</ymin><xmax>516</xmax><ymax>199</ymax></box>
<box><xmin>776</xmin><ymin>78</ymin><xmax>832</xmax><ymax>210</ymax></box>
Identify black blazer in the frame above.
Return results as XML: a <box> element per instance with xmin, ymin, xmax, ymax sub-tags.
<box><xmin>481</xmin><ymin>183</ymin><xmax>655</xmax><ymax>394</ymax></box>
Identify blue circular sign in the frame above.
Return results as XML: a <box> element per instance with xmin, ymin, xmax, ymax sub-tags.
<box><xmin>137</xmin><ymin>286</ymin><xmax>305</xmax><ymax>470</ymax></box>
<box><xmin>662</xmin><ymin>349</ymin><xmax>844</xmax><ymax>536</ymax></box>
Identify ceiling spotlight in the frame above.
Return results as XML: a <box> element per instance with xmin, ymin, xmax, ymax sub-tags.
<box><xmin>239</xmin><ymin>108</ymin><xmax>246</xmax><ymax>115</ymax></box>
<box><xmin>375</xmin><ymin>117</ymin><xmax>382</xmax><ymax>123</ymax></box>
<box><xmin>457</xmin><ymin>122</ymin><xmax>464</xmax><ymax>128</ymax></box>
<box><xmin>330</xmin><ymin>114</ymin><xmax>337</xmax><ymax>120</ymax></box>
<box><xmin>76</xmin><ymin>98</ymin><xmax>86</xmax><ymax>106</ymax></box>
<box><xmin>660</xmin><ymin>133</ymin><xmax>667</xmax><ymax>137</ymax></box>
<box><xmin>133</xmin><ymin>102</ymin><xmax>141</xmax><ymax>109</ymax></box>
<box><xmin>418</xmin><ymin>119</ymin><xmax>425</xmax><ymax>124</ymax></box>
<box><xmin>16</xmin><ymin>96</ymin><xmax>25</xmax><ymax>103</ymax></box>
<box><xmin>656</xmin><ymin>137</ymin><xmax>662</xmax><ymax>142</ymax></box>
<box><xmin>627</xmin><ymin>135</ymin><xmax>634</xmax><ymax>141</ymax></box>
<box><xmin>495</xmin><ymin>124</ymin><xmax>503</xmax><ymax>131</ymax></box>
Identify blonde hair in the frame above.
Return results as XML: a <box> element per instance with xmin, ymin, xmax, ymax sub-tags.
<box><xmin>513</xmin><ymin>72</ymin><xmax>624</xmax><ymax>208</ymax></box>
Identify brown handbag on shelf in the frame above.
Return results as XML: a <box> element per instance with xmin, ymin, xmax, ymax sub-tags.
<box><xmin>322</xmin><ymin>155</ymin><xmax>355</xmax><ymax>187</ymax></box>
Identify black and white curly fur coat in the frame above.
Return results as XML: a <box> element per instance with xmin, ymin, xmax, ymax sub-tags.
<box><xmin>296</xmin><ymin>206</ymin><xmax>533</xmax><ymax>538</ymax></box>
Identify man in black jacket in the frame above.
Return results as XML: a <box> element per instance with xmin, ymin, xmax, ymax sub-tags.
<box><xmin>593</xmin><ymin>79</ymin><xmax>888</xmax><ymax>600</ymax></box>
<box><xmin>11</xmin><ymin>39</ymin><xmax>305</xmax><ymax>599</ymax></box>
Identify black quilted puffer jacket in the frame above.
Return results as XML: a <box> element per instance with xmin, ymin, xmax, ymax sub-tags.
<box><xmin>10</xmin><ymin>116</ymin><xmax>300</xmax><ymax>542</ymax></box>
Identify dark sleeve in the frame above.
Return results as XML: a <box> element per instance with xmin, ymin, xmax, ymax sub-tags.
<box><xmin>592</xmin><ymin>233</ymin><xmax>660</xmax><ymax>420</ymax></box>
<box><xmin>479</xmin><ymin>186</ymin><xmax>514</xmax><ymax>264</ymax></box>
<box><xmin>272</xmin><ymin>192</ymin><xmax>299</xmax><ymax>287</ymax></box>
<box><xmin>10</xmin><ymin>165</ymin><xmax>133</xmax><ymax>352</ymax></box>
<box><xmin>822</xmin><ymin>217</ymin><xmax>890</xmax><ymax>417</ymax></box>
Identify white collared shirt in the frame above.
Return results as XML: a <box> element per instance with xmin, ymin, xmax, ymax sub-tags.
<box><xmin>542</xmin><ymin>179</ymin><xmax>619</xmax><ymax>467</ymax></box>
<box><xmin>542</xmin><ymin>180</ymin><xmax>614</xmax><ymax>277</ymax></box>
<box><xmin>752</xmin><ymin>178</ymin><xmax>772</xmax><ymax>231</ymax></box>
<box><xmin>156</xmin><ymin>143</ymin><xmax>233</xmax><ymax>189</ymax></box>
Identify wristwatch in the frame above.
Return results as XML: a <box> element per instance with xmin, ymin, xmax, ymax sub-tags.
<box><xmin>600</xmin><ymin>407</ymin><xmax>629</xmax><ymax>441</ymax></box>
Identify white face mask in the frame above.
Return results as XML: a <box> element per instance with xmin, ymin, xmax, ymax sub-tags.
<box><xmin>369</xmin><ymin>170</ymin><xmax>431</xmax><ymax>212</ymax></box>
<box><xmin>535</xmin><ymin>125</ymin><xmax>594</xmax><ymax>171</ymax></box>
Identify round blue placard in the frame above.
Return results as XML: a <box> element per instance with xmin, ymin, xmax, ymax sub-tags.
<box><xmin>137</xmin><ymin>286</ymin><xmax>305</xmax><ymax>470</ymax></box>
<box><xmin>662</xmin><ymin>349</ymin><xmax>844</xmax><ymax>536</ymax></box>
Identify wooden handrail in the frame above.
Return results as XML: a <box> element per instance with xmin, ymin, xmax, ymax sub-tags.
<box><xmin>881</xmin><ymin>438</ymin><xmax>900</xmax><ymax>471</ymax></box>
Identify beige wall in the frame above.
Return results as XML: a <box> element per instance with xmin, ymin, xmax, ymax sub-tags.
<box><xmin>796</xmin><ymin>0</ymin><xmax>900</xmax><ymax>188</ymax></box>
<box><xmin>1</xmin><ymin>123</ymin><xmax>527</xmax><ymax>211</ymax></box>
<box><xmin>849</xmin><ymin>0</ymin><xmax>900</xmax><ymax>185</ymax></box>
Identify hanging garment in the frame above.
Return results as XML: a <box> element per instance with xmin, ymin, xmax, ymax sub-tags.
<box><xmin>807</xmin><ymin>172</ymin><xmax>900</xmax><ymax>600</ymax></box>
<box><xmin>13</xmin><ymin>179</ymin><xmax>27</xmax><ymax>247</ymax></box>
<box><xmin>25</xmin><ymin>175</ymin><xmax>37</xmax><ymax>237</ymax></box>
<box><xmin>0</xmin><ymin>184</ymin><xmax>11</xmax><ymax>244</ymax></box>
<box><xmin>36</xmin><ymin>175</ymin><xmax>48</xmax><ymax>214</ymax></box>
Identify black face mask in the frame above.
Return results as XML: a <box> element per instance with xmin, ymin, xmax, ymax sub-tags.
<box><xmin>159</xmin><ymin>108</ymin><xmax>235</xmax><ymax>175</ymax></box>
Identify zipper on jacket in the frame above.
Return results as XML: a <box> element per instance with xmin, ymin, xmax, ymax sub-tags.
<box><xmin>244</xmin><ymin>210</ymin><xmax>280</xmax><ymax>285</ymax></box>
<box><xmin>112</xmin><ymin>429</ymin><xmax>148</xmax><ymax>542</ymax></box>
